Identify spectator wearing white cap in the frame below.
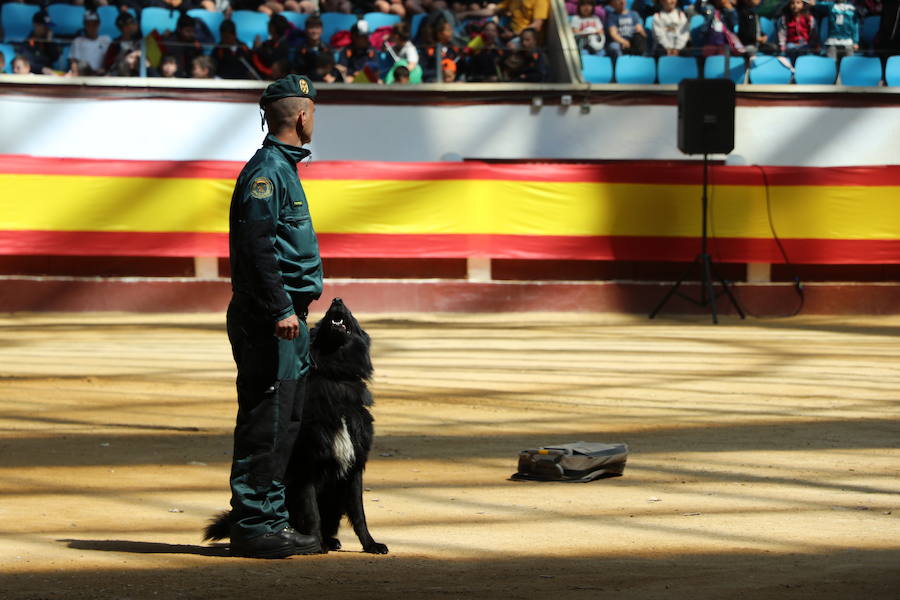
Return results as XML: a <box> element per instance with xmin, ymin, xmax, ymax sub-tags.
<box><xmin>69</xmin><ymin>11</ymin><xmax>112</xmax><ymax>75</ymax></box>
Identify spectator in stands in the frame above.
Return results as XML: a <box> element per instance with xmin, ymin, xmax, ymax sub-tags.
<box><xmin>320</xmin><ymin>0</ymin><xmax>353</xmax><ymax>13</ymax></box>
<box><xmin>213</xmin><ymin>20</ymin><xmax>256</xmax><ymax>79</ymax></box>
<box><xmin>373</xmin><ymin>0</ymin><xmax>408</xmax><ymax>17</ymax></box>
<box><xmin>311</xmin><ymin>50</ymin><xmax>344</xmax><ymax>82</ymax></box>
<box><xmin>571</xmin><ymin>0</ymin><xmax>606</xmax><ymax>54</ymax></box>
<box><xmin>191</xmin><ymin>55</ymin><xmax>217</xmax><ymax>78</ymax></box>
<box><xmin>158</xmin><ymin>55</ymin><xmax>179</xmax><ymax>78</ymax></box>
<box><xmin>653</xmin><ymin>0</ymin><xmax>691</xmax><ymax>56</ymax></box>
<box><xmin>294</xmin><ymin>15</ymin><xmax>330</xmax><ymax>77</ymax></box>
<box><xmin>607</xmin><ymin>0</ymin><xmax>649</xmax><ymax>56</ymax></box>
<box><xmin>70</xmin><ymin>11</ymin><xmax>112</xmax><ymax>75</ymax></box>
<box><xmin>876</xmin><ymin>0</ymin><xmax>900</xmax><ymax>55</ymax></box>
<box><xmin>252</xmin><ymin>13</ymin><xmax>292</xmax><ymax>79</ymax></box>
<box><xmin>385</xmin><ymin>22</ymin><xmax>420</xmax><ymax>70</ymax></box>
<box><xmin>337</xmin><ymin>20</ymin><xmax>381</xmax><ymax>81</ymax></box>
<box><xmin>698</xmin><ymin>0</ymin><xmax>741</xmax><ymax>55</ymax></box>
<box><xmin>227</xmin><ymin>0</ymin><xmax>303</xmax><ymax>15</ymax></box>
<box><xmin>737</xmin><ymin>0</ymin><xmax>778</xmax><ymax>55</ymax></box>
<box><xmin>104</xmin><ymin>13</ymin><xmax>143</xmax><ymax>75</ymax></box>
<box><xmin>442</xmin><ymin>56</ymin><xmax>459</xmax><ymax>81</ymax></box>
<box><xmin>12</xmin><ymin>55</ymin><xmax>33</xmax><ymax>75</ymax></box>
<box><xmin>393</xmin><ymin>64</ymin><xmax>411</xmax><ymax>83</ymax></box>
<box><xmin>515</xmin><ymin>26</ymin><xmax>549</xmax><ymax>80</ymax></box>
<box><xmin>419</xmin><ymin>17</ymin><xmax>462</xmax><ymax>80</ymax></box>
<box><xmin>110</xmin><ymin>49</ymin><xmax>143</xmax><ymax>76</ymax></box>
<box><xmin>777</xmin><ymin>0</ymin><xmax>818</xmax><ymax>59</ymax></box>
<box><xmin>162</xmin><ymin>14</ymin><xmax>203</xmax><ymax>77</ymax></box>
<box><xmin>464</xmin><ymin>20</ymin><xmax>505</xmax><ymax>81</ymax></box>
<box><xmin>22</xmin><ymin>10</ymin><xmax>60</xmax><ymax>75</ymax></box>
<box><xmin>815</xmin><ymin>0</ymin><xmax>860</xmax><ymax>59</ymax></box>
<box><xmin>460</xmin><ymin>0</ymin><xmax>552</xmax><ymax>45</ymax></box>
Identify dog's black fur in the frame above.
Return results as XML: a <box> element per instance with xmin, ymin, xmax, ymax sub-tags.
<box><xmin>203</xmin><ymin>298</ymin><xmax>388</xmax><ymax>554</ymax></box>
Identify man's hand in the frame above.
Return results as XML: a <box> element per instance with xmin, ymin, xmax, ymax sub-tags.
<box><xmin>275</xmin><ymin>314</ymin><xmax>300</xmax><ymax>340</ymax></box>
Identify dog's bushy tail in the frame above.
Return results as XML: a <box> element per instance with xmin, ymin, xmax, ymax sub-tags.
<box><xmin>202</xmin><ymin>510</ymin><xmax>232</xmax><ymax>541</ymax></box>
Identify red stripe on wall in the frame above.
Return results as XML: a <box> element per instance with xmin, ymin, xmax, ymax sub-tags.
<box><xmin>3</xmin><ymin>155</ymin><xmax>899</xmax><ymax>187</ymax></box>
<box><xmin>2</xmin><ymin>230</ymin><xmax>898</xmax><ymax>264</ymax></box>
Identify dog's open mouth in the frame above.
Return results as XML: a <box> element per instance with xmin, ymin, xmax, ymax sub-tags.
<box><xmin>331</xmin><ymin>318</ymin><xmax>349</xmax><ymax>334</ymax></box>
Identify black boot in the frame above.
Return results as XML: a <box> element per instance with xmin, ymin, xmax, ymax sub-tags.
<box><xmin>230</xmin><ymin>527</ymin><xmax>296</xmax><ymax>559</ymax></box>
<box><xmin>282</xmin><ymin>526</ymin><xmax>322</xmax><ymax>555</ymax></box>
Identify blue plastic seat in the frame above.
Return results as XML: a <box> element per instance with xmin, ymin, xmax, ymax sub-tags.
<box><xmin>793</xmin><ymin>55</ymin><xmax>836</xmax><ymax>84</ymax></box>
<box><xmin>232</xmin><ymin>10</ymin><xmax>270</xmax><ymax>47</ymax></box>
<box><xmin>364</xmin><ymin>12</ymin><xmax>401</xmax><ymax>31</ymax></box>
<box><xmin>658</xmin><ymin>55</ymin><xmax>698</xmax><ymax>84</ymax></box>
<box><xmin>0</xmin><ymin>42</ymin><xmax>16</xmax><ymax>72</ymax></box>
<box><xmin>749</xmin><ymin>55</ymin><xmax>792</xmax><ymax>84</ymax></box>
<box><xmin>582</xmin><ymin>54</ymin><xmax>613</xmax><ymax>83</ymax></box>
<box><xmin>862</xmin><ymin>16</ymin><xmax>880</xmax><ymax>48</ymax></box>
<box><xmin>703</xmin><ymin>55</ymin><xmax>747</xmax><ymax>84</ymax></box>
<box><xmin>321</xmin><ymin>12</ymin><xmax>357</xmax><ymax>44</ymax></box>
<box><xmin>2</xmin><ymin>3</ymin><xmax>39</xmax><ymax>42</ymax></box>
<box><xmin>47</xmin><ymin>3</ymin><xmax>86</xmax><ymax>38</ymax></box>
<box><xmin>98</xmin><ymin>5</ymin><xmax>119</xmax><ymax>38</ymax></box>
<box><xmin>759</xmin><ymin>16</ymin><xmax>775</xmax><ymax>40</ymax></box>
<box><xmin>615</xmin><ymin>55</ymin><xmax>656</xmax><ymax>83</ymax></box>
<box><xmin>886</xmin><ymin>55</ymin><xmax>900</xmax><ymax>87</ymax></box>
<box><xmin>839</xmin><ymin>55</ymin><xmax>883</xmax><ymax>86</ymax></box>
<box><xmin>280</xmin><ymin>11</ymin><xmax>308</xmax><ymax>31</ymax></box>
<box><xmin>187</xmin><ymin>9</ymin><xmax>225</xmax><ymax>43</ymax></box>
<box><xmin>140</xmin><ymin>6</ymin><xmax>180</xmax><ymax>36</ymax></box>
<box><xmin>411</xmin><ymin>13</ymin><xmax>426</xmax><ymax>40</ymax></box>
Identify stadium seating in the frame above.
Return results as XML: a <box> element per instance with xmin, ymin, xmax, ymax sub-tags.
<box><xmin>232</xmin><ymin>10</ymin><xmax>270</xmax><ymax>47</ymax></box>
<box><xmin>98</xmin><ymin>5</ymin><xmax>134</xmax><ymax>39</ymax></box>
<box><xmin>759</xmin><ymin>16</ymin><xmax>775</xmax><ymax>40</ymax></box>
<box><xmin>861</xmin><ymin>16</ymin><xmax>880</xmax><ymax>48</ymax></box>
<box><xmin>703</xmin><ymin>55</ymin><xmax>747</xmax><ymax>84</ymax></box>
<box><xmin>321</xmin><ymin>12</ymin><xmax>358</xmax><ymax>44</ymax></box>
<box><xmin>2</xmin><ymin>3</ymin><xmax>39</xmax><ymax>43</ymax></box>
<box><xmin>188</xmin><ymin>9</ymin><xmax>226</xmax><ymax>43</ymax></box>
<box><xmin>280</xmin><ymin>11</ymin><xmax>309</xmax><ymax>32</ymax></box>
<box><xmin>794</xmin><ymin>55</ymin><xmax>836</xmax><ymax>84</ymax></box>
<box><xmin>364</xmin><ymin>12</ymin><xmax>401</xmax><ymax>31</ymax></box>
<box><xmin>140</xmin><ymin>7</ymin><xmax>180</xmax><ymax>37</ymax></box>
<box><xmin>886</xmin><ymin>56</ymin><xmax>900</xmax><ymax>87</ymax></box>
<box><xmin>582</xmin><ymin>54</ymin><xmax>613</xmax><ymax>83</ymax></box>
<box><xmin>657</xmin><ymin>56</ymin><xmax>698</xmax><ymax>84</ymax></box>
<box><xmin>749</xmin><ymin>55</ymin><xmax>792</xmax><ymax>84</ymax></box>
<box><xmin>839</xmin><ymin>55</ymin><xmax>883</xmax><ymax>86</ymax></box>
<box><xmin>615</xmin><ymin>55</ymin><xmax>656</xmax><ymax>83</ymax></box>
<box><xmin>47</xmin><ymin>3</ymin><xmax>85</xmax><ymax>38</ymax></box>
<box><xmin>0</xmin><ymin>42</ymin><xmax>15</xmax><ymax>72</ymax></box>
<box><xmin>411</xmin><ymin>13</ymin><xmax>426</xmax><ymax>40</ymax></box>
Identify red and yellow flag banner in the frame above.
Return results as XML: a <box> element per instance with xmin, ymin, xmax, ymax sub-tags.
<box><xmin>1</xmin><ymin>156</ymin><xmax>898</xmax><ymax>264</ymax></box>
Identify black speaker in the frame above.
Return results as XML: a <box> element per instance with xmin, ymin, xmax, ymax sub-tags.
<box><xmin>677</xmin><ymin>78</ymin><xmax>735</xmax><ymax>155</ymax></box>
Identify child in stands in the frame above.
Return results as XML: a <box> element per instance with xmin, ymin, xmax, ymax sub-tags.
<box><xmin>653</xmin><ymin>0</ymin><xmax>691</xmax><ymax>56</ymax></box>
<box><xmin>570</xmin><ymin>0</ymin><xmax>606</xmax><ymax>55</ymax></box>
<box><xmin>737</xmin><ymin>0</ymin><xmax>779</xmax><ymax>55</ymax></box>
<box><xmin>607</xmin><ymin>0</ymin><xmax>648</xmax><ymax>57</ymax></box>
<box><xmin>815</xmin><ymin>0</ymin><xmax>860</xmax><ymax>59</ymax></box>
<box><xmin>777</xmin><ymin>0</ymin><xmax>818</xmax><ymax>60</ymax></box>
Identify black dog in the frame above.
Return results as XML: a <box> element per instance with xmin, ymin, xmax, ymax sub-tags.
<box><xmin>204</xmin><ymin>298</ymin><xmax>388</xmax><ymax>555</ymax></box>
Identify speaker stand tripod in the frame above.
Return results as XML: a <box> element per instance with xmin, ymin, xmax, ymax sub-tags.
<box><xmin>649</xmin><ymin>154</ymin><xmax>745</xmax><ymax>324</ymax></box>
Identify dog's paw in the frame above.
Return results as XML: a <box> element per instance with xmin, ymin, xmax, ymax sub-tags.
<box><xmin>363</xmin><ymin>542</ymin><xmax>389</xmax><ymax>555</ymax></box>
<box><xmin>325</xmin><ymin>538</ymin><xmax>341</xmax><ymax>551</ymax></box>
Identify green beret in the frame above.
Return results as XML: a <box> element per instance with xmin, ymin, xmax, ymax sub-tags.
<box><xmin>259</xmin><ymin>74</ymin><xmax>317</xmax><ymax>107</ymax></box>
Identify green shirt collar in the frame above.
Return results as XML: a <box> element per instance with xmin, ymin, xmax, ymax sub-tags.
<box><xmin>263</xmin><ymin>134</ymin><xmax>311</xmax><ymax>164</ymax></box>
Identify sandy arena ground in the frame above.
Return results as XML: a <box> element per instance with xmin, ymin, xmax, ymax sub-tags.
<box><xmin>0</xmin><ymin>311</ymin><xmax>898</xmax><ymax>600</ymax></box>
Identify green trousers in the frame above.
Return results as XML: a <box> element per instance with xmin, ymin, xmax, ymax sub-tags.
<box><xmin>226</xmin><ymin>298</ymin><xmax>310</xmax><ymax>539</ymax></box>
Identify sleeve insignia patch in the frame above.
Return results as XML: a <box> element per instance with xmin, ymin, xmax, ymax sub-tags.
<box><xmin>249</xmin><ymin>177</ymin><xmax>274</xmax><ymax>199</ymax></box>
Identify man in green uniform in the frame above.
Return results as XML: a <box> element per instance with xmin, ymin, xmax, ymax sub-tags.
<box><xmin>226</xmin><ymin>74</ymin><xmax>323</xmax><ymax>559</ymax></box>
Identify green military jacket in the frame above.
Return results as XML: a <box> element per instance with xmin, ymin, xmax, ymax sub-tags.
<box><xmin>229</xmin><ymin>134</ymin><xmax>323</xmax><ymax>321</ymax></box>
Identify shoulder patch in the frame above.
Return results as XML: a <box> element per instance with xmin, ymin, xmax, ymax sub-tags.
<box><xmin>249</xmin><ymin>176</ymin><xmax>273</xmax><ymax>199</ymax></box>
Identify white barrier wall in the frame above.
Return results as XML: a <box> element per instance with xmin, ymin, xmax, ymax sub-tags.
<box><xmin>0</xmin><ymin>93</ymin><xmax>898</xmax><ymax>166</ymax></box>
